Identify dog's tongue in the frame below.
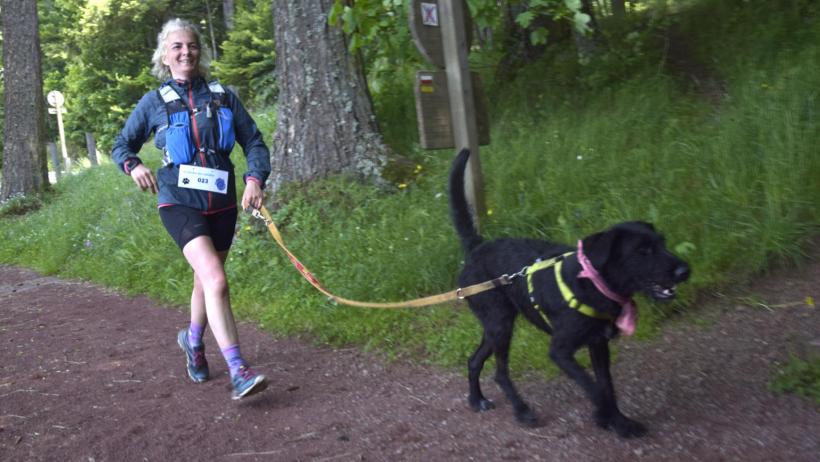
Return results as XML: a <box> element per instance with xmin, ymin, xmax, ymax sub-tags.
<box><xmin>616</xmin><ymin>301</ymin><xmax>638</xmax><ymax>336</ymax></box>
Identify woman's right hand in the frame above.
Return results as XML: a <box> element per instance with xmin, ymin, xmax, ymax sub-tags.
<box><xmin>131</xmin><ymin>164</ymin><xmax>158</xmax><ymax>194</ymax></box>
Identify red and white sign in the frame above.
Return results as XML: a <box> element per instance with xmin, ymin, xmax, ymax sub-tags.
<box><xmin>419</xmin><ymin>74</ymin><xmax>435</xmax><ymax>93</ymax></box>
<box><xmin>421</xmin><ymin>3</ymin><xmax>439</xmax><ymax>27</ymax></box>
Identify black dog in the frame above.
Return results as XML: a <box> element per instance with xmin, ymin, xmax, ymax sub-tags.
<box><xmin>450</xmin><ymin>149</ymin><xmax>690</xmax><ymax>438</ymax></box>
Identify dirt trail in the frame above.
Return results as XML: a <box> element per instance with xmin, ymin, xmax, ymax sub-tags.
<box><xmin>1</xmin><ymin>262</ymin><xmax>818</xmax><ymax>461</ymax></box>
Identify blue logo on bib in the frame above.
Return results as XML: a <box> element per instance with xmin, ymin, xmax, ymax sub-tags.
<box><xmin>216</xmin><ymin>178</ymin><xmax>226</xmax><ymax>191</ymax></box>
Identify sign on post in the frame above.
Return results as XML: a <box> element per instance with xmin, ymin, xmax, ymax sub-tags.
<box><xmin>414</xmin><ymin>71</ymin><xmax>490</xmax><ymax>149</ymax></box>
<box><xmin>409</xmin><ymin>0</ymin><xmax>487</xmax><ymax>222</ymax></box>
<box><xmin>47</xmin><ymin>90</ymin><xmax>70</xmax><ymax>173</ymax></box>
<box><xmin>409</xmin><ymin>0</ymin><xmax>473</xmax><ymax>69</ymax></box>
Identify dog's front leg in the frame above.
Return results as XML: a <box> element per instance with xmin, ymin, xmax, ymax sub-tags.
<box><xmin>589</xmin><ymin>342</ymin><xmax>647</xmax><ymax>438</ymax></box>
<box><xmin>549</xmin><ymin>339</ymin><xmax>599</xmax><ymax>402</ymax></box>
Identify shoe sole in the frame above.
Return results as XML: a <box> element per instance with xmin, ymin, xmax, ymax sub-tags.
<box><xmin>232</xmin><ymin>375</ymin><xmax>268</xmax><ymax>400</ymax></box>
<box><xmin>177</xmin><ymin>331</ymin><xmax>208</xmax><ymax>384</ymax></box>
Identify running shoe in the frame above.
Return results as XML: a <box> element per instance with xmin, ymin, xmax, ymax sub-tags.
<box><xmin>231</xmin><ymin>365</ymin><xmax>267</xmax><ymax>400</ymax></box>
<box><xmin>177</xmin><ymin>329</ymin><xmax>210</xmax><ymax>383</ymax></box>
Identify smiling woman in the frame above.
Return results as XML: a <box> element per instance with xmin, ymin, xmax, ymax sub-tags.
<box><xmin>150</xmin><ymin>19</ymin><xmax>210</xmax><ymax>81</ymax></box>
<box><xmin>110</xmin><ymin>18</ymin><xmax>272</xmax><ymax>401</ymax></box>
<box><xmin>162</xmin><ymin>30</ymin><xmax>201</xmax><ymax>80</ymax></box>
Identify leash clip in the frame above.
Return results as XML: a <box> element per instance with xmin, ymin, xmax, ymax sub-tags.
<box><xmin>250</xmin><ymin>208</ymin><xmax>271</xmax><ymax>226</ymax></box>
<box><xmin>509</xmin><ymin>266</ymin><xmax>529</xmax><ymax>281</ymax></box>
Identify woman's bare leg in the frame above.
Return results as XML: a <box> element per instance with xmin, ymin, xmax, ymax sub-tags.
<box><xmin>182</xmin><ymin>236</ymin><xmax>237</xmax><ymax>349</ymax></box>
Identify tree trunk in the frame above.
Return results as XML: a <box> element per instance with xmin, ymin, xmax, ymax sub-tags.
<box><xmin>611</xmin><ymin>0</ymin><xmax>626</xmax><ymax>18</ymax></box>
<box><xmin>1</xmin><ymin>0</ymin><xmax>48</xmax><ymax>200</ymax></box>
<box><xmin>269</xmin><ymin>0</ymin><xmax>389</xmax><ymax>194</ymax></box>
<box><xmin>85</xmin><ymin>132</ymin><xmax>98</xmax><ymax>166</ymax></box>
<box><xmin>205</xmin><ymin>0</ymin><xmax>219</xmax><ymax>60</ymax></box>
<box><xmin>574</xmin><ymin>0</ymin><xmax>600</xmax><ymax>61</ymax></box>
<box><xmin>223</xmin><ymin>0</ymin><xmax>235</xmax><ymax>31</ymax></box>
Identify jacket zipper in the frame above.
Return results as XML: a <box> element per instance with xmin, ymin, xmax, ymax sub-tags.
<box><xmin>187</xmin><ymin>83</ymin><xmax>212</xmax><ymax>210</ymax></box>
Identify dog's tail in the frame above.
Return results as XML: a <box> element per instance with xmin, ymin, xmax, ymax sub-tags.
<box><xmin>449</xmin><ymin>149</ymin><xmax>483</xmax><ymax>254</ymax></box>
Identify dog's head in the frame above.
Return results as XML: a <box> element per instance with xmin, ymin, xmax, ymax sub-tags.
<box><xmin>581</xmin><ymin>221</ymin><xmax>690</xmax><ymax>300</ymax></box>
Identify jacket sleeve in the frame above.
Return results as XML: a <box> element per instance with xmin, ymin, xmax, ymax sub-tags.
<box><xmin>111</xmin><ymin>92</ymin><xmax>157</xmax><ymax>174</ymax></box>
<box><xmin>226</xmin><ymin>90</ymin><xmax>272</xmax><ymax>186</ymax></box>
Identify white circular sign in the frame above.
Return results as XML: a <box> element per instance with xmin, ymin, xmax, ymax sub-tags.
<box><xmin>47</xmin><ymin>90</ymin><xmax>65</xmax><ymax>107</ymax></box>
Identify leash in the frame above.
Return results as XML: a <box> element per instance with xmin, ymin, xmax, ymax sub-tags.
<box><xmin>250</xmin><ymin>206</ymin><xmax>519</xmax><ymax>308</ymax></box>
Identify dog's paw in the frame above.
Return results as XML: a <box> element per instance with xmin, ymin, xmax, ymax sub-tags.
<box><xmin>514</xmin><ymin>407</ymin><xmax>539</xmax><ymax>428</ymax></box>
<box><xmin>595</xmin><ymin>412</ymin><xmax>647</xmax><ymax>438</ymax></box>
<box><xmin>611</xmin><ymin>415</ymin><xmax>648</xmax><ymax>438</ymax></box>
<box><xmin>468</xmin><ymin>397</ymin><xmax>495</xmax><ymax>412</ymax></box>
<box><xmin>614</xmin><ymin>418</ymin><xmax>647</xmax><ymax>438</ymax></box>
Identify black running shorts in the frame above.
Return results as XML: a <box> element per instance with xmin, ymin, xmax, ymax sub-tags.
<box><xmin>159</xmin><ymin>205</ymin><xmax>238</xmax><ymax>252</ymax></box>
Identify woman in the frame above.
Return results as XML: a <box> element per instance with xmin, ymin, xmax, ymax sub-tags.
<box><xmin>112</xmin><ymin>18</ymin><xmax>271</xmax><ymax>400</ymax></box>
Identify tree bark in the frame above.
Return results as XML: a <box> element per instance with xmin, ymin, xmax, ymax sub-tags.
<box><xmin>1</xmin><ymin>0</ymin><xmax>49</xmax><ymax>200</ymax></box>
<box><xmin>269</xmin><ymin>0</ymin><xmax>389</xmax><ymax>194</ymax></box>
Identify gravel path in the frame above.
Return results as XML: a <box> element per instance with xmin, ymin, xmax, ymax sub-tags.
<box><xmin>1</xmin><ymin>261</ymin><xmax>818</xmax><ymax>461</ymax></box>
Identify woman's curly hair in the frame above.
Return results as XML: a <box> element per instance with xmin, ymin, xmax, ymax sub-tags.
<box><xmin>150</xmin><ymin>18</ymin><xmax>210</xmax><ymax>81</ymax></box>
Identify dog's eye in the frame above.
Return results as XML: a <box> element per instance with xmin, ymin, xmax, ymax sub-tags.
<box><xmin>638</xmin><ymin>246</ymin><xmax>654</xmax><ymax>255</ymax></box>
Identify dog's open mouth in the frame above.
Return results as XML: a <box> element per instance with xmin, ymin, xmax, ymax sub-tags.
<box><xmin>650</xmin><ymin>284</ymin><xmax>677</xmax><ymax>300</ymax></box>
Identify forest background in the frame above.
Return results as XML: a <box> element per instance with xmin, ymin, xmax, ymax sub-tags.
<box><xmin>0</xmin><ymin>0</ymin><xmax>818</xmax><ymax>395</ymax></box>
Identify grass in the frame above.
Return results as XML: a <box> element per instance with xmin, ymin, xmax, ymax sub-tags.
<box><xmin>770</xmin><ymin>354</ymin><xmax>820</xmax><ymax>405</ymax></box>
<box><xmin>1</xmin><ymin>1</ymin><xmax>818</xmax><ymax>380</ymax></box>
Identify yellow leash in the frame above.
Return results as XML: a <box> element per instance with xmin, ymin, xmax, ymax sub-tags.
<box><xmin>251</xmin><ymin>206</ymin><xmax>514</xmax><ymax>308</ymax></box>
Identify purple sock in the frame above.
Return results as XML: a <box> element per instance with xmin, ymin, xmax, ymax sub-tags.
<box><xmin>221</xmin><ymin>344</ymin><xmax>245</xmax><ymax>377</ymax></box>
<box><xmin>188</xmin><ymin>322</ymin><xmax>205</xmax><ymax>348</ymax></box>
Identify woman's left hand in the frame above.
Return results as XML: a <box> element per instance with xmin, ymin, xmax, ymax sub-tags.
<box><xmin>241</xmin><ymin>180</ymin><xmax>264</xmax><ymax>211</ymax></box>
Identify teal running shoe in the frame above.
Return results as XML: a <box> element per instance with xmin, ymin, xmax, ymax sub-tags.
<box><xmin>231</xmin><ymin>365</ymin><xmax>267</xmax><ymax>400</ymax></box>
<box><xmin>177</xmin><ymin>329</ymin><xmax>209</xmax><ymax>383</ymax></box>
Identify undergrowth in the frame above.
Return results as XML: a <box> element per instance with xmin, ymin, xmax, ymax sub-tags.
<box><xmin>770</xmin><ymin>354</ymin><xmax>820</xmax><ymax>405</ymax></box>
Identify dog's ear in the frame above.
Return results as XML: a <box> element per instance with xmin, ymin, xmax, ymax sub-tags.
<box><xmin>581</xmin><ymin>229</ymin><xmax>619</xmax><ymax>270</ymax></box>
<box><xmin>632</xmin><ymin>221</ymin><xmax>656</xmax><ymax>232</ymax></box>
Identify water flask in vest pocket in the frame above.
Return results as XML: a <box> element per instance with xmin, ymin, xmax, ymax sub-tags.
<box><xmin>165</xmin><ymin>111</ymin><xmax>196</xmax><ymax>165</ymax></box>
<box><xmin>216</xmin><ymin>107</ymin><xmax>236</xmax><ymax>153</ymax></box>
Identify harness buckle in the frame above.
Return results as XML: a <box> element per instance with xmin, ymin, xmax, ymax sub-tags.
<box><xmin>456</xmin><ymin>288</ymin><xmax>465</xmax><ymax>300</ymax></box>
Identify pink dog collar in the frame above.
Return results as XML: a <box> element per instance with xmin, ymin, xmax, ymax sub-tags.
<box><xmin>577</xmin><ymin>240</ymin><xmax>638</xmax><ymax>336</ymax></box>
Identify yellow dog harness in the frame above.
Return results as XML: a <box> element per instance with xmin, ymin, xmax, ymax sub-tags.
<box><xmin>526</xmin><ymin>252</ymin><xmax>613</xmax><ymax>327</ymax></box>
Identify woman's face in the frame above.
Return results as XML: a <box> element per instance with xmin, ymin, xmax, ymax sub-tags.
<box><xmin>162</xmin><ymin>30</ymin><xmax>200</xmax><ymax>80</ymax></box>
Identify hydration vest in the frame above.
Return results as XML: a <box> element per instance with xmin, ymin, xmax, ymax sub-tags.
<box><xmin>157</xmin><ymin>81</ymin><xmax>236</xmax><ymax>166</ymax></box>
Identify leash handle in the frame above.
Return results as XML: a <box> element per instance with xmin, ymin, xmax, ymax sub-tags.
<box><xmin>251</xmin><ymin>206</ymin><xmax>512</xmax><ymax>309</ymax></box>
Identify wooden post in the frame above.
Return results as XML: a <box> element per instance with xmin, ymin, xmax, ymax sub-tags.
<box><xmin>439</xmin><ymin>0</ymin><xmax>485</xmax><ymax>224</ymax></box>
<box><xmin>47</xmin><ymin>90</ymin><xmax>70</xmax><ymax>172</ymax></box>
<box><xmin>85</xmin><ymin>132</ymin><xmax>98</xmax><ymax>166</ymax></box>
<box><xmin>47</xmin><ymin>142</ymin><xmax>61</xmax><ymax>182</ymax></box>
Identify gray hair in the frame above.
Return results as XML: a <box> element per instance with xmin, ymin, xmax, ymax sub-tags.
<box><xmin>150</xmin><ymin>18</ymin><xmax>210</xmax><ymax>81</ymax></box>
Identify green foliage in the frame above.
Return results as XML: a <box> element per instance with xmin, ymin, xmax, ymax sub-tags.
<box><xmin>770</xmin><ymin>354</ymin><xmax>820</xmax><ymax>405</ymax></box>
<box><xmin>43</xmin><ymin>0</ymin><xmax>170</xmax><ymax>151</ymax></box>
<box><xmin>0</xmin><ymin>193</ymin><xmax>45</xmax><ymax>218</ymax></box>
<box><xmin>211</xmin><ymin>0</ymin><xmax>276</xmax><ymax>108</ymax></box>
<box><xmin>512</xmin><ymin>0</ymin><xmax>591</xmax><ymax>44</ymax></box>
<box><xmin>328</xmin><ymin>0</ymin><xmax>421</xmax><ymax>93</ymax></box>
<box><xmin>37</xmin><ymin>0</ymin><xmax>234</xmax><ymax>154</ymax></box>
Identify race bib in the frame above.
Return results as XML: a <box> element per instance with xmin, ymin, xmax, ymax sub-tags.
<box><xmin>178</xmin><ymin>164</ymin><xmax>229</xmax><ymax>194</ymax></box>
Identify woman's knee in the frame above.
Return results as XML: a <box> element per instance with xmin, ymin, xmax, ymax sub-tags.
<box><xmin>200</xmin><ymin>270</ymin><xmax>229</xmax><ymax>296</ymax></box>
